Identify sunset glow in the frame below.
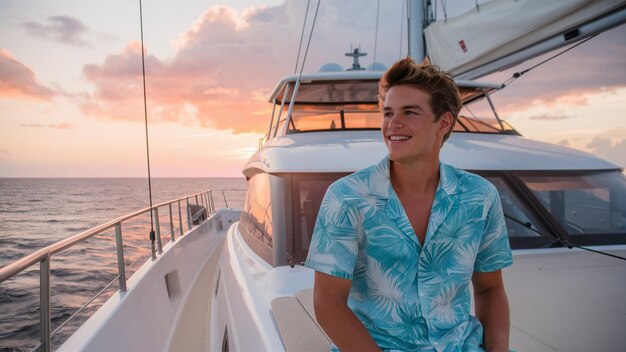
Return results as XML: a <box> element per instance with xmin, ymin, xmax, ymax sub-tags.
<box><xmin>1</xmin><ymin>0</ymin><xmax>624</xmax><ymax>177</ymax></box>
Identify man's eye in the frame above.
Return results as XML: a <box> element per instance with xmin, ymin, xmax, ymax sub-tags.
<box><xmin>383</xmin><ymin>112</ymin><xmax>393</xmax><ymax>118</ymax></box>
<box><xmin>406</xmin><ymin>111</ymin><xmax>417</xmax><ymax>116</ymax></box>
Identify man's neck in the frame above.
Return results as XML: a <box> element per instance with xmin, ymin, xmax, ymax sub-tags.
<box><xmin>390</xmin><ymin>156</ymin><xmax>440</xmax><ymax>197</ymax></box>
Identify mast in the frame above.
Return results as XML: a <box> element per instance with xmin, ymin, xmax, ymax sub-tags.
<box><xmin>407</xmin><ymin>0</ymin><xmax>433</xmax><ymax>61</ymax></box>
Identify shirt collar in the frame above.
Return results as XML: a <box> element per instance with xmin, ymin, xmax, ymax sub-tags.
<box><xmin>368</xmin><ymin>156</ymin><xmax>461</xmax><ymax>198</ymax></box>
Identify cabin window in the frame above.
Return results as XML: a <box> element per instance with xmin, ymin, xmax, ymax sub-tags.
<box><xmin>240</xmin><ymin>173</ymin><xmax>273</xmax><ymax>248</ymax></box>
<box><xmin>481</xmin><ymin>175</ymin><xmax>557</xmax><ymax>248</ymax></box>
<box><xmin>520</xmin><ymin>171</ymin><xmax>626</xmax><ymax>237</ymax></box>
<box><xmin>291</xmin><ymin>173</ymin><xmax>348</xmax><ymax>264</ymax></box>
<box><xmin>286</xmin><ymin>104</ymin><xmax>381</xmax><ymax>133</ymax></box>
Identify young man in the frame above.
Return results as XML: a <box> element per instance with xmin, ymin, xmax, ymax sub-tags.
<box><xmin>305</xmin><ymin>58</ymin><xmax>512</xmax><ymax>352</ymax></box>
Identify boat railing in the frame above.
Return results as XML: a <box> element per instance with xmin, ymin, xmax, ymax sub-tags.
<box><xmin>0</xmin><ymin>188</ymin><xmax>246</xmax><ymax>352</ymax></box>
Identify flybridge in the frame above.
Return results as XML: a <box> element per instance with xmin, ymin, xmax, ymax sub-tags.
<box><xmin>261</xmin><ymin>71</ymin><xmax>513</xmax><ymax>144</ymax></box>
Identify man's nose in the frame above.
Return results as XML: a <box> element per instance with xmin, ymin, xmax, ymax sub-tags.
<box><xmin>387</xmin><ymin>113</ymin><xmax>406</xmax><ymax>127</ymax></box>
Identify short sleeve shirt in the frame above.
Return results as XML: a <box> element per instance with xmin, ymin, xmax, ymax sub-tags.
<box><xmin>305</xmin><ymin>157</ymin><xmax>513</xmax><ymax>352</ymax></box>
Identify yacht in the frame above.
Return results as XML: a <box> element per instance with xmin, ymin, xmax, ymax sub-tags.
<box><xmin>60</xmin><ymin>67</ymin><xmax>626</xmax><ymax>352</ymax></box>
<box><xmin>2</xmin><ymin>0</ymin><xmax>626</xmax><ymax>351</ymax></box>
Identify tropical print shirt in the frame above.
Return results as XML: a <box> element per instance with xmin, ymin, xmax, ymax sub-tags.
<box><xmin>305</xmin><ymin>157</ymin><xmax>513</xmax><ymax>352</ymax></box>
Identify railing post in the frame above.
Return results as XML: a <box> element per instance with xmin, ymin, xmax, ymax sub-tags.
<box><xmin>154</xmin><ymin>208</ymin><xmax>163</xmax><ymax>254</ymax></box>
<box><xmin>209</xmin><ymin>190</ymin><xmax>215</xmax><ymax>213</ymax></box>
<box><xmin>178</xmin><ymin>200</ymin><xmax>184</xmax><ymax>236</ymax></box>
<box><xmin>222</xmin><ymin>190</ymin><xmax>229</xmax><ymax>208</ymax></box>
<box><xmin>201</xmin><ymin>193</ymin><xmax>208</xmax><ymax>218</ymax></box>
<box><xmin>40</xmin><ymin>256</ymin><xmax>51</xmax><ymax>352</ymax></box>
<box><xmin>114</xmin><ymin>223</ymin><xmax>127</xmax><ymax>292</ymax></box>
<box><xmin>186</xmin><ymin>197</ymin><xmax>192</xmax><ymax>229</ymax></box>
<box><xmin>169</xmin><ymin>203</ymin><xmax>175</xmax><ymax>242</ymax></box>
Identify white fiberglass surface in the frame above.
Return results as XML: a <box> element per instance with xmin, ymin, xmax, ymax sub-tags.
<box><xmin>245</xmin><ymin>131</ymin><xmax>620</xmax><ymax>175</ymax></box>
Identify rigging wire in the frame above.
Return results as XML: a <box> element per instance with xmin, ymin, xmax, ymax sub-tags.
<box><xmin>399</xmin><ymin>0</ymin><xmax>406</xmax><ymax>59</ymax></box>
<box><xmin>286</xmin><ymin>0</ymin><xmax>320</xmax><ymax>268</ymax></box>
<box><xmin>294</xmin><ymin>0</ymin><xmax>311</xmax><ymax>74</ymax></box>
<box><xmin>440</xmin><ymin>0</ymin><xmax>448</xmax><ymax>23</ymax></box>
<box><xmin>372</xmin><ymin>0</ymin><xmax>380</xmax><ymax>68</ymax></box>
<box><xmin>501</xmin><ymin>35</ymin><xmax>596</xmax><ymax>88</ymax></box>
<box><xmin>504</xmin><ymin>214</ymin><xmax>626</xmax><ymax>261</ymax></box>
<box><xmin>297</xmin><ymin>0</ymin><xmax>321</xmax><ymax>77</ymax></box>
<box><xmin>138</xmin><ymin>0</ymin><xmax>156</xmax><ymax>258</ymax></box>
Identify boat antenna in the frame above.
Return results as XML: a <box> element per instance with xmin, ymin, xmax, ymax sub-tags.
<box><xmin>139</xmin><ymin>0</ymin><xmax>157</xmax><ymax>259</ymax></box>
<box><xmin>294</xmin><ymin>0</ymin><xmax>311</xmax><ymax>74</ymax></box>
<box><xmin>501</xmin><ymin>35</ymin><xmax>596</xmax><ymax>88</ymax></box>
<box><xmin>372</xmin><ymin>0</ymin><xmax>380</xmax><ymax>68</ymax></box>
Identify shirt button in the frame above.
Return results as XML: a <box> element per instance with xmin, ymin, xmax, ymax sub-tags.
<box><xmin>419</xmin><ymin>292</ymin><xmax>424</xmax><ymax>297</ymax></box>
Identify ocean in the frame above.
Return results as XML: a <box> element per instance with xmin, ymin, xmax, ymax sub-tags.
<box><xmin>0</xmin><ymin>178</ymin><xmax>247</xmax><ymax>351</ymax></box>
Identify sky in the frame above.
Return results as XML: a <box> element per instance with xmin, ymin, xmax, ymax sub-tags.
<box><xmin>0</xmin><ymin>0</ymin><xmax>625</xmax><ymax>177</ymax></box>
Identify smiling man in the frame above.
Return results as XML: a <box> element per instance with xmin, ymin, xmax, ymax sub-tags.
<box><xmin>306</xmin><ymin>58</ymin><xmax>513</xmax><ymax>352</ymax></box>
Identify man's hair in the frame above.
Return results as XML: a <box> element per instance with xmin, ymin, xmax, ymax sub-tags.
<box><xmin>379</xmin><ymin>57</ymin><xmax>462</xmax><ymax>142</ymax></box>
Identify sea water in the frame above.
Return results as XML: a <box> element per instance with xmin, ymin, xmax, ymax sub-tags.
<box><xmin>0</xmin><ymin>178</ymin><xmax>246</xmax><ymax>351</ymax></box>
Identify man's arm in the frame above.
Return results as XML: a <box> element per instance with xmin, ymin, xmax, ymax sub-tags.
<box><xmin>313</xmin><ymin>271</ymin><xmax>380</xmax><ymax>352</ymax></box>
<box><xmin>472</xmin><ymin>270</ymin><xmax>509</xmax><ymax>352</ymax></box>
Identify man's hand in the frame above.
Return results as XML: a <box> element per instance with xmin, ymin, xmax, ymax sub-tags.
<box><xmin>313</xmin><ymin>271</ymin><xmax>381</xmax><ymax>352</ymax></box>
<box><xmin>472</xmin><ymin>270</ymin><xmax>510</xmax><ymax>352</ymax></box>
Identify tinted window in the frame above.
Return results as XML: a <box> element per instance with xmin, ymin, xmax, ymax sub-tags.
<box><xmin>239</xmin><ymin>173</ymin><xmax>273</xmax><ymax>247</ymax></box>
<box><xmin>292</xmin><ymin>174</ymin><xmax>347</xmax><ymax>264</ymax></box>
<box><xmin>520</xmin><ymin>172</ymin><xmax>626</xmax><ymax>236</ymax></box>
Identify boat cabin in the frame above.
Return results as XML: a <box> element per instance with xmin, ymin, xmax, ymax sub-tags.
<box><xmin>240</xmin><ymin>72</ymin><xmax>626</xmax><ymax>267</ymax></box>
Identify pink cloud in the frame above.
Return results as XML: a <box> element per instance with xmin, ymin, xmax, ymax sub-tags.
<box><xmin>79</xmin><ymin>2</ymin><xmax>389</xmax><ymax>133</ymax></box>
<box><xmin>528</xmin><ymin>114</ymin><xmax>572</xmax><ymax>121</ymax></box>
<box><xmin>79</xmin><ymin>4</ymin><xmax>626</xmax><ymax>133</ymax></box>
<box><xmin>19</xmin><ymin>122</ymin><xmax>73</xmax><ymax>129</ymax></box>
<box><xmin>0</xmin><ymin>49</ymin><xmax>56</xmax><ymax>100</ymax></box>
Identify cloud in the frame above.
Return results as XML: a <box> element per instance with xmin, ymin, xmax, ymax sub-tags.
<box><xmin>79</xmin><ymin>2</ymin><xmax>409</xmax><ymax>133</ymax></box>
<box><xmin>487</xmin><ymin>23</ymin><xmax>626</xmax><ymax>114</ymax></box>
<box><xmin>586</xmin><ymin>137</ymin><xmax>626</xmax><ymax>167</ymax></box>
<box><xmin>557</xmin><ymin>139</ymin><xmax>569</xmax><ymax>146</ymax></box>
<box><xmin>22</xmin><ymin>15</ymin><xmax>89</xmax><ymax>46</ymax></box>
<box><xmin>19</xmin><ymin>123</ymin><xmax>44</xmax><ymax>128</ymax></box>
<box><xmin>528</xmin><ymin>114</ymin><xmax>572</xmax><ymax>121</ymax></box>
<box><xmin>78</xmin><ymin>3</ymin><xmax>626</xmax><ymax>134</ymax></box>
<box><xmin>48</xmin><ymin>123</ymin><xmax>73</xmax><ymax>129</ymax></box>
<box><xmin>19</xmin><ymin>122</ymin><xmax>73</xmax><ymax>129</ymax></box>
<box><xmin>0</xmin><ymin>49</ymin><xmax>56</xmax><ymax>100</ymax></box>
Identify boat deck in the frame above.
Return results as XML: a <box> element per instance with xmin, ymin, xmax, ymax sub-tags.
<box><xmin>169</xmin><ymin>241</ymin><xmax>224</xmax><ymax>351</ymax></box>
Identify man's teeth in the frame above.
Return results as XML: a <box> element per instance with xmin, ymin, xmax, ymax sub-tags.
<box><xmin>390</xmin><ymin>135</ymin><xmax>410</xmax><ymax>141</ymax></box>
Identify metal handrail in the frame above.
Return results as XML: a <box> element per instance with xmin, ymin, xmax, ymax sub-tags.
<box><xmin>0</xmin><ymin>191</ymin><xmax>208</xmax><ymax>281</ymax></box>
<box><xmin>0</xmin><ymin>188</ymin><xmax>243</xmax><ymax>352</ymax></box>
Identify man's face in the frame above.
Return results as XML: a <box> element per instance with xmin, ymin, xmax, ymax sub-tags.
<box><xmin>381</xmin><ymin>85</ymin><xmax>451</xmax><ymax>164</ymax></box>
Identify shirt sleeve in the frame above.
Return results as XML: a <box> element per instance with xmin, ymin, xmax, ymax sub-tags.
<box><xmin>474</xmin><ymin>184</ymin><xmax>513</xmax><ymax>272</ymax></box>
<box><xmin>305</xmin><ymin>183</ymin><xmax>359</xmax><ymax>280</ymax></box>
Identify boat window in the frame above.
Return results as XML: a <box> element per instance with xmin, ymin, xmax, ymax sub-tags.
<box><xmin>287</xmin><ymin>104</ymin><xmax>381</xmax><ymax>133</ymax></box>
<box><xmin>239</xmin><ymin>173</ymin><xmax>273</xmax><ymax>249</ymax></box>
<box><xmin>454</xmin><ymin>116</ymin><xmax>517</xmax><ymax>134</ymax></box>
<box><xmin>520</xmin><ymin>171</ymin><xmax>626</xmax><ymax>237</ymax></box>
<box><xmin>480</xmin><ymin>175</ymin><xmax>557</xmax><ymax>248</ymax></box>
<box><xmin>290</xmin><ymin>171</ymin><xmax>561</xmax><ymax>263</ymax></box>
<box><xmin>279</xmin><ymin>80</ymin><xmax>380</xmax><ymax>104</ymax></box>
<box><xmin>291</xmin><ymin>173</ymin><xmax>348</xmax><ymax>264</ymax></box>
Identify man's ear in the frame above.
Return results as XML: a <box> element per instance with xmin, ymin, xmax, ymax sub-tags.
<box><xmin>438</xmin><ymin>112</ymin><xmax>454</xmax><ymax>136</ymax></box>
